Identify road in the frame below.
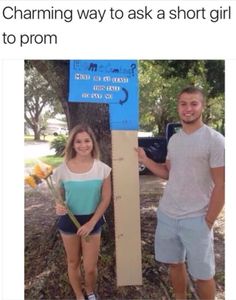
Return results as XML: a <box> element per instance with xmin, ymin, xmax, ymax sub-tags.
<box><xmin>24</xmin><ymin>141</ymin><xmax>55</xmax><ymax>160</ymax></box>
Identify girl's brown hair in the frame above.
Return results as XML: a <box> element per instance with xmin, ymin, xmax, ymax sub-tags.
<box><xmin>64</xmin><ymin>124</ymin><xmax>100</xmax><ymax>161</ymax></box>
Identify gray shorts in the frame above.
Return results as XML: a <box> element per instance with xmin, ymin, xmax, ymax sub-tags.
<box><xmin>155</xmin><ymin>209</ymin><xmax>215</xmax><ymax>280</ymax></box>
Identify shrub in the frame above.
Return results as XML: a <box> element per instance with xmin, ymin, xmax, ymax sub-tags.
<box><xmin>50</xmin><ymin>135</ymin><xmax>67</xmax><ymax>156</ymax></box>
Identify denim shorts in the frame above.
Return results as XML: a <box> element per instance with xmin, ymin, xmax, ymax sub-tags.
<box><xmin>58</xmin><ymin>214</ymin><xmax>105</xmax><ymax>235</ymax></box>
<box><xmin>155</xmin><ymin>209</ymin><xmax>215</xmax><ymax>280</ymax></box>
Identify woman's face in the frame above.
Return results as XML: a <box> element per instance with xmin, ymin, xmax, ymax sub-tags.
<box><xmin>73</xmin><ymin>131</ymin><xmax>93</xmax><ymax>157</ymax></box>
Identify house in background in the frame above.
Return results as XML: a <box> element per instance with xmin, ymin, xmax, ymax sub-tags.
<box><xmin>45</xmin><ymin>118</ymin><xmax>68</xmax><ymax>136</ymax></box>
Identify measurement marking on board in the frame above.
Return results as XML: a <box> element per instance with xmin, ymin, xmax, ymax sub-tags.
<box><xmin>111</xmin><ymin>130</ymin><xmax>142</xmax><ymax>286</ymax></box>
<box><xmin>113</xmin><ymin>157</ymin><xmax>124</xmax><ymax>161</ymax></box>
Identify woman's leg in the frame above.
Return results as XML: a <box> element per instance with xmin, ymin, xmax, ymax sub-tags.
<box><xmin>82</xmin><ymin>233</ymin><xmax>101</xmax><ymax>296</ymax></box>
<box><xmin>60</xmin><ymin>233</ymin><xmax>84</xmax><ymax>300</ymax></box>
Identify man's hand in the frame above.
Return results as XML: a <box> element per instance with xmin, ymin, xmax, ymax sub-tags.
<box><xmin>135</xmin><ymin>147</ymin><xmax>148</xmax><ymax>164</ymax></box>
<box><xmin>205</xmin><ymin>217</ymin><xmax>214</xmax><ymax>230</ymax></box>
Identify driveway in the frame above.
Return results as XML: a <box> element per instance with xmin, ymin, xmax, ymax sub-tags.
<box><xmin>24</xmin><ymin>141</ymin><xmax>55</xmax><ymax>160</ymax></box>
<box><xmin>139</xmin><ymin>174</ymin><xmax>167</xmax><ymax>195</ymax></box>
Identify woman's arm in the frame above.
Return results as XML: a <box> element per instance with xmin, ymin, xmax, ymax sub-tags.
<box><xmin>55</xmin><ymin>187</ymin><xmax>67</xmax><ymax>215</ymax></box>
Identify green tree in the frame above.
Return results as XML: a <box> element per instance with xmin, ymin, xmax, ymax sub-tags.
<box><xmin>139</xmin><ymin>60</ymin><xmax>186</xmax><ymax>134</ymax></box>
<box><xmin>29</xmin><ymin>60</ymin><xmax>111</xmax><ymax>164</ymax></box>
<box><xmin>24</xmin><ymin>65</ymin><xmax>60</xmax><ymax>140</ymax></box>
<box><xmin>139</xmin><ymin>60</ymin><xmax>225</xmax><ymax>135</ymax></box>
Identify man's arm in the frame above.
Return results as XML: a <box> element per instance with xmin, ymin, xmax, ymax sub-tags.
<box><xmin>135</xmin><ymin>147</ymin><xmax>170</xmax><ymax>180</ymax></box>
<box><xmin>205</xmin><ymin>166</ymin><xmax>225</xmax><ymax>228</ymax></box>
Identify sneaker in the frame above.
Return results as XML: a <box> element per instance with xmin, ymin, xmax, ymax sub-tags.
<box><xmin>87</xmin><ymin>293</ymin><xmax>97</xmax><ymax>300</ymax></box>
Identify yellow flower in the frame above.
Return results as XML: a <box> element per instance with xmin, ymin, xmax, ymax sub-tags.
<box><xmin>33</xmin><ymin>161</ymin><xmax>53</xmax><ymax>179</ymax></box>
<box><xmin>25</xmin><ymin>174</ymin><xmax>42</xmax><ymax>188</ymax></box>
<box><xmin>25</xmin><ymin>175</ymin><xmax>37</xmax><ymax>188</ymax></box>
<box><xmin>25</xmin><ymin>162</ymin><xmax>82</xmax><ymax>234</ymax></box>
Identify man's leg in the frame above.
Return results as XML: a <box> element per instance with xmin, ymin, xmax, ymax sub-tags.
<box><xmin>169</xmin><ymin>263</ymin><xmax>188</xmax><ymax>300</ymax></box>
<box><xmin>196</xmin><ymin>278</ymin><xmax>216</xmax><ymax>300</ymax></box>
<box><xmin>155</xmin><ymin>210</ymin><xmax>187</xmax><ymax>299</ymax></box>
<box><xmin>180</xmin><ymin>216</ymin><xmax>216</xmax><ymax>300</ymax></box>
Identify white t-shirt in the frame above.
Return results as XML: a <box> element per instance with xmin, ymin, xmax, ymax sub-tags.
<box><xmin>159</xmin><ymin>125</ymin><xmax>225</xmax><ymax>218</ymax></box>
<box><xmin>53</xmin><ymin>159</ymin><xmax>111</xmax><ymax>215</ymax></box>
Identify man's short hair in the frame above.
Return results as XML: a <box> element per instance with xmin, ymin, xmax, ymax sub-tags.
<box><xmin>177</xmin><ymin>86</ymin><xmax>206</xmax><ymax>103</ymax></box>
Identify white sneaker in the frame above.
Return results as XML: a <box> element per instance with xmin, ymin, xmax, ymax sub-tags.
<box><xmin>87</xmin><ymin>293</ymin><xmax>97</xmax><ymax>300</ymax></box>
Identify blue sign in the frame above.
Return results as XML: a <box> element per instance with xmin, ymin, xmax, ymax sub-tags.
<box><xmin>68</xmin><ymin>60</ymin><xmax>138</xmax><ymax>130</ymax></box>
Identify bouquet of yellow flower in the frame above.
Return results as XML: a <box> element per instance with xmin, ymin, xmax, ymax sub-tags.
<box><xmin>25</xmin><ymin>160</ymin><xmax>81</xmax><ymax>230</ymax></box>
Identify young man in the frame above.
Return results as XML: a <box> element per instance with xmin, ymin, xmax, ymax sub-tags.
<box><xmin>136</xmin><ymin>86</ymin><xmax>225</xmax><ymax>300</ymax></box>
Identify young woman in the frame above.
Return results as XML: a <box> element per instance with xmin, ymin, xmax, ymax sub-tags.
<box><xmin>53</xmin><ymin>124</ymin><xmax>112</xmax><ymax>300</ymax></box>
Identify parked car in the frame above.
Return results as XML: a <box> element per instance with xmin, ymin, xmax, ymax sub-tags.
<box><xmin>138</xmin><ymin>123</ymin><xmax>182</xmax><ymax>175</ymax></box>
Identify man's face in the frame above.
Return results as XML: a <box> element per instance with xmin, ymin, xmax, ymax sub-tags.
<box><xmin>178</xmin><ymin>92</ymin><xmax>204</xmax><ymax>125</ymax></box>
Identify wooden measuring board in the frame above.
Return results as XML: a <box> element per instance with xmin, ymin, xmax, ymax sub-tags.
<box><xmin>111</xmin><ymin>130</ymin><xmax>142</xmax><ymax>286</ymax></box>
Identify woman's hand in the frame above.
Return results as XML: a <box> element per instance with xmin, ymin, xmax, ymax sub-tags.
<box><xmin>135</xmin><ymin>147</ymin><xmax>148</xmax><ymax>164</ymax></box>
<box><xmin>55</xmin><ymin>202</ymin><xmax>67</xmax><ymax>215</ymax></box>
<box><xmin>77</xmin><ymin>220</ymin><xmax>95</xmax><ymax>237</ymax></box>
